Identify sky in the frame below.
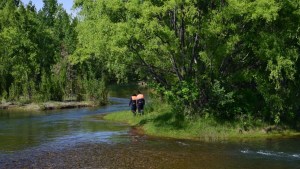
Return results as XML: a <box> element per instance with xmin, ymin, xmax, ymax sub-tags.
<box><xmin>21</xmin><ymin>0</ymin><xmax>74</xmax><ymax>15</ymax></box>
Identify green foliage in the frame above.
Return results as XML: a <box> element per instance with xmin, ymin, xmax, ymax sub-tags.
<box><xmin>0</xmin><ymin>0</ymin><xmax>108</xmax><ymax>105</ymax></box>
<box><xmin>1</xmin><ymin>0</ymin><xmax>300</xmax><ymax>127</ymax></box>
<box><xmin>210</xmin><ymin>80</ymin><xmax>235</xmax><ymax>118</ymax></box>
<box><xmin>83</xmin><ymin>76</ymin><xmax>108</xmax><ymax>105</ymax></box>
<box><xmin>75</xmin><ymin>76</ymin><xmax>85</xmax><ymax>101</ymax></box>
<box><xmin>39</xmin><ymin>72</ymin><xmax>51</xmax><ymax>101</ymax></box>
<box><xmin>8</xmin><ymin>82</ymin><xmax>19</xmax><ymax>101</ymax></box>
<box><xmin>73</xmin><ymin>0</ymin><xmax>300</xmax><ymax>126</ymax></box>
<box><xmin>162</xmin><ymin>80</ymin><xmax>200</xmax><ymax>115</ymax></box>
<box><xmin>50</xmin><ymin>74</ymin><xmax>64</xmax><ymax>101</ymax></box>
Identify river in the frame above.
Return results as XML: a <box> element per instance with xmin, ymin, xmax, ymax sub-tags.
<box><xmin>0</xmin><ymin>96</ymin><xmax>299</xmax><ymax>169</ymax></box>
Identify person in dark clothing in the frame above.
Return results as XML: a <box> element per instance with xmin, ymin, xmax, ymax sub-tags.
<box><xmin>129</xmin><ymin>94</ymin><xmax>137</xmax><ymax>115</ymax></box>
<box><xmin>136</xmin><ymin>91</ymin><xmax>145</xmax><ymax>115</ymax></box>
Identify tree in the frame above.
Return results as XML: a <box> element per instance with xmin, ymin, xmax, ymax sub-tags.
<box><xmin>73</xmin><ymin>0</ymin><xmax>300</xmax><ymax>125</ymax></box>
<box><xmin>0</xmin><ymin>0</ymin><xmax>94</xmax><ymax>103</ymax></box>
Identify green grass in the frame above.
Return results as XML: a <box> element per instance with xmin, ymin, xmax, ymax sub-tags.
<box><xmin>104</xmin><ymin>103</ymin><xmax>300</xmax><ymax>141</ymax></box>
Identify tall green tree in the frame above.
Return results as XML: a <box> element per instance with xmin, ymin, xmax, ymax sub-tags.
<box><xmin>0</xmin><ymin>0</ymin><xmax>96</xmax><ymax>103</ymax></box>
<box><xmin>204</xmin><ymin>0</ymin><xmax>300</xmax><ymax>123</ymax></box>
<box><xmin>73</xmin><ymin>0</ymin><xmax>300</xmax><ymax>125</ymax></box>
<box><xmin>0</xmin><ymin>1</ymin><xmax>39</xmax><ymax>100</ymax></box>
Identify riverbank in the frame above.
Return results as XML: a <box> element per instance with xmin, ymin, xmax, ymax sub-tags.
<box><xmin>103</xmin><ymin>105</ymin><xmax>300</xmax><ymax>141</ymax></box>
<box><xmin>0</xmin><ymin>101</ymin><xmax>96</xmax><ymax>111</ymax></box>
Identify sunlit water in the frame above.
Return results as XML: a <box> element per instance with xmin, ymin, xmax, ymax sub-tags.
<box><xmin>0</xmin><ymin>93</ymin><xmax>299</xmax><ymax>168</ymax></box>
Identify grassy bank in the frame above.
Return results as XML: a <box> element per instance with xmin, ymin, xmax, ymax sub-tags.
<box><xmin>0</xmin><ymin>101</ymin><xmax>96</xmax><ymax>111</ymax></box>
<box><xmin>104</xmin><ymin>104</ymin><xmax>300</xmax><ymax>141</ymax></box>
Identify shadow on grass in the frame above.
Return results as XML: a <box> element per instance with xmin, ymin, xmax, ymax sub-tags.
<box><xmin>151</xmin><ymin>112</ymin><xmax>186</xmax><ymax>130</ymax></box>
<box><xmin>138</xmin><ymin>119</ymin><xmax>149</xmax><ymax>126</ymax></box>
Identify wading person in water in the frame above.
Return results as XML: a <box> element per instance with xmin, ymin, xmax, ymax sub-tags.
<box><xmin>129</xmin><ymin>94</ymin><xmax>137</xmax><ymax>115</ymax></box>
<box><xmin>136</xmin><ymin>91</ymin><xmax>145</xmax><ymax>115</ymax></box>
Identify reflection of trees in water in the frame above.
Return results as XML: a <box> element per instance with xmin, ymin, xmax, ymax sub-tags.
<box><xmin>0</xmin><ymin>118</ymin><xmax>72</xmax><ymax>151</ymax></box>
<box><xmin>0</xmin><ymin>103</ymin><xmax>129</xmax><ymax>152</ymax></box>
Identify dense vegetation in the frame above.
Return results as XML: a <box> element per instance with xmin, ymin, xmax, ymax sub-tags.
<box><xmin>0</xmin><ymin>0</ymin><xmax>107</xmax><ymax>104</ymax></box>
<box><xmin>1</xmin><ymin>0</ymin><xmax>300</xmax><ymax>128</ymax></box>
<box><xmin>73</xmin><ymin>0</ymin><xmax>300</xmax><ymax>127</ymax></box>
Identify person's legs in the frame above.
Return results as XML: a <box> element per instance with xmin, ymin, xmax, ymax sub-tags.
<box><xmin>137</xmin><ymin>105</ymin><xmax>141</xmax><ymax>115</ymax></box>
<box><xmin>140</xmin><ymin>105</ymin><xmax>144</xmax><ymax>115</ymax></box>
<box><xmin>131</xmin><ymin>105</ymin><xmax>137</xmax><ymax>116</ymax></box>
<box><xmin>137</xmin><ymin>104</ymin><xmax>144</xmax><ymax>115</ymax></box>
<box><xmin>131</xmin><ymin>110</ymin><xmax>136</xmax><ymax>116</ymax></box>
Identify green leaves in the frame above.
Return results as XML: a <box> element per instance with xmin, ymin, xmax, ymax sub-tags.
<box><xmin>0</xmin><ymin>0</ymin><xmax>96</xmax><ymax>103</ymax></box>
<box><xmin>250</xmin><ymin>0</ymin><xmax>280</xmax><ymax>22</ymax></box>
<box><xmin>267</xmin><ymin>55</ymin><xmax>297</xmax><ymax>89</ymax></box>
<box><xmin>3</xmin><ymin>0</ymin><xmax>300</xmax><ymax>124</ymax></box>
<box><xmin>226</xmin><ymin>0</ymin><xmax>280</xmax><ymax>22</ymax></box>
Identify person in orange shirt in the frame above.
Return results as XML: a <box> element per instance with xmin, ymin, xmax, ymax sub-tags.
<box><xmin>136</xmin><ymin>91</ymin><xmax>145</xmax><ymax>115</ymax></box>
<box><xmin>129</xmin><ymin>94</ymin><xmax>137</xmax><ymax>115</ymax></box>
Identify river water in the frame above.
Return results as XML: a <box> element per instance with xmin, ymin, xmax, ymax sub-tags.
<box><xmin>0</xmin><ymin>96</ymin><xmax>299</xmax><ymax>169</ymax></box>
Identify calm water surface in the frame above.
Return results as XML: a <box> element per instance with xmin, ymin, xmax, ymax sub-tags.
<box><xmin>0</xmin><ymin>94</ymin><xmax>299</xmax><ymax>168</ymax></box>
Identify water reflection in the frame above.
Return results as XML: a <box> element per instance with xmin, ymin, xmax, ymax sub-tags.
<box><xmin>0</xmin><ymin>97</ymin><xmax>130</xmax><ymax>152</ymax></box>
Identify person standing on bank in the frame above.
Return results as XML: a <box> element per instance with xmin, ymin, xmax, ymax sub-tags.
<box><xmin>129</xmin><ymin>94</ymin><xmax>137</xmax><ymax>115</ymax></box>
<box><xmin>137</xmin><ymin>91</ymin><xmax>145</xmax><ymax>115</ymax></box>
